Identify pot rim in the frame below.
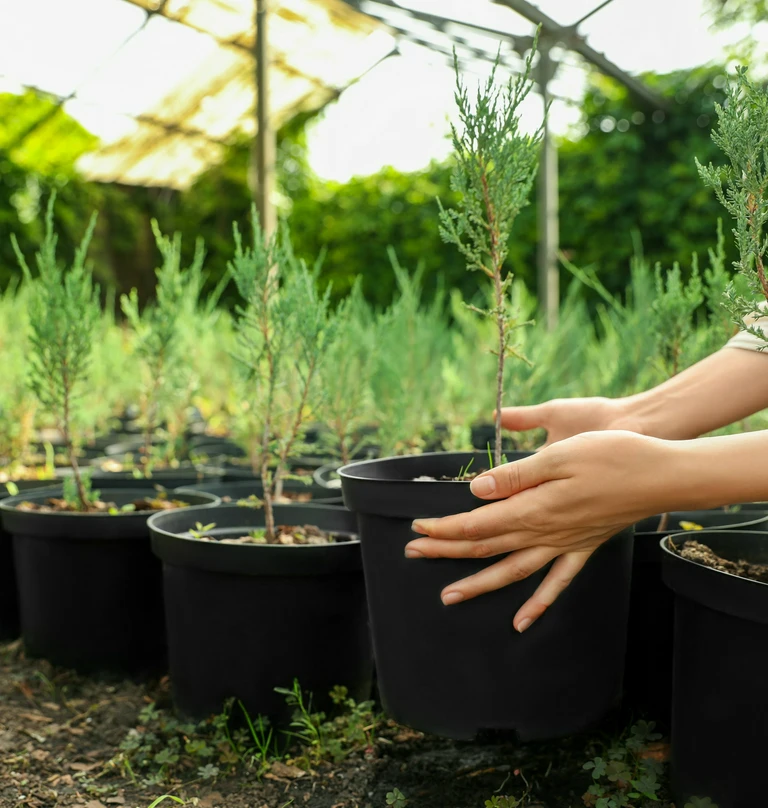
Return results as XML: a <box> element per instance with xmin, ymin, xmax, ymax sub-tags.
<box><xmin>661</xmin><ymin>532</ymin><xmax>768</xmax><ymax>588</ymax></box>
<box><xmin>0</xmin><ymin>487</ymin><xmax>220</xmax><ymax>519</ymax></box>
<box><xmin>339</xmin><ymin>450</ymin><xmax>524</xmax><ymax>484</ymax></box>
<box><xmin>148</xmin><ymin>502</ymin><xmax>358</xmax><ymax>548</ymax></box>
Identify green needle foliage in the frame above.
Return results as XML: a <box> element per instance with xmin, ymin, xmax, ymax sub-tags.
<box><xmin>438</xmin><ymin>41</ymin><xmax>542</xmax><ymax>466</ymax></box>
<box><xmin>650</xmin><ymin>260</ymin><xmax>703</xmax><ymax>377</ymax></box>
<box><xmin>317</xmin><ymin>278</ymin><xmax>376</xmax><ymax>465</ymax></box>
<box><xmin>11</xmin><ymin>193</ymin><xmax>100</xmax><ymax>510</ymax></box>
<box><xmin>371</xmin><ymin>255</ymin><xmax>447</xmax><ymax>456</ymax></box>
<box><xmin>229</xmin><ymin>207</ymin><xmax>334</xmax><ymax>541</ymax></box>
<box><xmin>121</xmin><ymin>222</ymin><xmax>206</xmax><ymax>472</ymax></box>
<box><xmin>697</xmin><ymin>66</ymin><xmax>768</xmax><ymax>345</ymax></box>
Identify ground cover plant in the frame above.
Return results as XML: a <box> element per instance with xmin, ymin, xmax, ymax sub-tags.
<box><xmin>0</xmin><ymin>638</ymin><xmax>717</xmax><ymax>808</ymax></box>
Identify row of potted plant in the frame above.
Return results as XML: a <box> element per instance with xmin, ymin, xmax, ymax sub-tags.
<box><xmin>3</xmin><ymin>49</ymin><xmax>768</xmax><ymax>808</ymax></box>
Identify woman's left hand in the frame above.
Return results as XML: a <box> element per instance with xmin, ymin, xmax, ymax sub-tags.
<box><xmin>405</xmin><ymin>430</ymin><xmax>693</xmax><ymax>632</ymax></box>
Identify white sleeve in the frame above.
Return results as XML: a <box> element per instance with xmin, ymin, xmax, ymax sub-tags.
<box><xmin>724</xmin><ymin>305</ymin><xmax>768</xmax><ymax>352</ymax></box>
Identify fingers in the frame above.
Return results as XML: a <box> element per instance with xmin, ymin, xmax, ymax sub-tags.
<box><xmin>468</xmin><ymin>451</ymin><xmax>560</xmax><ymax>500</ymax></box>
<box><xmin>512</xmin><ymin>550</ymin><xmax>591</xmax><ymax>632</ymax></box>
<box><xmin>497</xmin><ymin>404</ymin><xmax>549</xmax><ymax>432</ymax></box>
<box><xmin>405</xmin><ymin>530</ymin><xmax>532</xmax><ymax>560</ymax></box>
<box><xmin>410</xmin><ymin>497</ymin><xmax>532</xmax><ymax>545</ymax></box>
<box><xmin>439</xmin><ymin>546</ymin><xmax>558</xmax><ymax>605</ymax></box>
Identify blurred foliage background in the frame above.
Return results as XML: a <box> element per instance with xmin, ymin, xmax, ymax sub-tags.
<box><xmin>0</xmin><ymin>60</ymin><xmax>744</xmax><ymax>310</ymax></box>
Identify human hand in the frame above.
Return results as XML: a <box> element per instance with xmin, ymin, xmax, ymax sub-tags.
<box><xmin>406</xmin><ymin>430</ymin><xmax>687</xmax><ymax>632</ymax></box>
<box><xmin>498</xmin><ymin>397</ymin><xmax>645</xmax><ymax>448</ymax></box>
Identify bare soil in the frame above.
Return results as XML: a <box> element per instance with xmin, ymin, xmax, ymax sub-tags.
<box><xmin>15</xmin><ymin>496</ymin><xmax>190</xmax><ymax>514</ymax></box>
<box><xmin>0</xmin><ymin>640</ymin><xmax>678</xmax><ymax>808</ymax></box>
<box><xmin>673</xmin><ymin>538</ymin><xmax>768</xmax><ymax>583</ymax></box>
<box><xmin>194</xmin><ymin>524</ymin><xmax>351</xmax><ymax>546</ymax></box>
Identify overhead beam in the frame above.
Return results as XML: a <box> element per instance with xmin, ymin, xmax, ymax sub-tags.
<box><xmin>253</xmin><ymin>0</ymin><xmax>276</xmax><ymax>239</ymax></box>
<box><xmin>344</xmin><ymin>0</ymin><xmax>532</xmax><ymax>58</ymax></box>
<box><xmin>536</xmin><ymin>36</ymin><xmax>559</xmax><ymax>330</ymax></box>
<box><xmin>494</xmin><ymin>0</ymin><xmax>668</xmax><ymax>109</ymax></box>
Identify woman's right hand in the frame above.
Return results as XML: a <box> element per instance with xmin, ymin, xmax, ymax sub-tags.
<box><xmin>499</xmin><ymin>397</ymin><xmax>646</xmax><ymax>448</ymax></box>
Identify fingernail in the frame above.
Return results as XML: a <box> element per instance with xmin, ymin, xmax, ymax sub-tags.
<box><xmin>516</xmin><ymin>617</ymin><xmax>533</xmax><ymax>633</ymax></box>
<box><xmin>442</xmin><ymin>591</ymin><xmax>464</xmax><ymax>606</ymax></box>
<box><xmin>411</xmin><ymin>519</ymin><xmax>433</xmax><ymax>534</ymax></box>
<box><xmin>404</xmin><ymin>548</ymin><xmax>423</xmax><ymax>559</ymax></box>
<box><xmin>470</xmin><ymin>475</ymin><xmax>496</xmax><ymax>496</ymax></box>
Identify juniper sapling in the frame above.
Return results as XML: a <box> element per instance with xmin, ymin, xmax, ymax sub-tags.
<box><xmin>438</xmin><ymin>42</ymin><xmax>542</xmax><ymax>467</ymax></box>
<box><xmin>228</xmin><ymin>207</ymin><xmax>334</xmax><ymax>541</ymax></box>
<box><xmin>11</xmin><ymin>193</ymin><xmax>101</xmax><ymax>511</ymax></box>
<box><xmin>697</xmin><ymin>65</ymin><xmax>768</xmax><ymax>345</ymax></box>
<box><xmin>121</xmin><ymin>222</ymin><xmax>206</xmax><ymax>473</ymax></box>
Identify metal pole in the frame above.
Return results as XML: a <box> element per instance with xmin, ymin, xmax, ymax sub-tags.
<box><xmin>536</xmin><ymin>39</ymin><xmax>559</xmax><ymax>330</ymax></box>
<box><xmin>253</xmin><ymin>0</ymin><xmax>276</xmax><ymax>238</ymax></box>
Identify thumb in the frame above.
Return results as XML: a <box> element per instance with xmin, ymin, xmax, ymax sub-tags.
<box><xmin>496</xmin><ymin>404</ymin><xmax>550</xmax><ymax>432</ymax></box>
<box><xmin>469</xmin><ymin>450</ymin><xmax>557</xmax><ymax>500</ymax></box>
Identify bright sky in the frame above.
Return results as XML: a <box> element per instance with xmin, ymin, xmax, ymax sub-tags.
<box><xmin>0</xmin><ymin>0</ymin><xmax>762</xmax><ymax>184</ymax></box>
<box><xmin>307</xmin><ymin>0</ymin><xmax>761</xmax><ymax>181</ymax></box>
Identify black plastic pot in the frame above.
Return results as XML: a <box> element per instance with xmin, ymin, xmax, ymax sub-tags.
<box><xmin>0</xmin><ymin>482</ymin><xmax>60</xmax><ymax>641</ymax></box>
<box><xmin>662</xmin><ymin>531</ymin><xmax>768</xmax><ymax>807</ymax></box>
<box><xmin>0</xmin><ymin>487</ymin><xmax>219</xmax><ymax>673</ymax></box>
<box><xmin>209</xmin><ymin>456</ymin><xmax>330</xmax><ymax>483</ymax></box>
<box><xmin>188</xmin><ymin>438</ymin><xmax>246</xmax><ymax>460</ymax></box>
<box><xmin>149</xmin><ymin>504</ymin><xmax>372</xmax><ymax>721</ymax></box>
<box><xmin>313</xmin><ymin>463</ymin><xmax>342</xmax><ymax>490</ymax></box>
<box><xmin>175</xmin><ymin>478</ymin><xmax>344</xmax><ymax>507</ymax></box>
<box><xmin>339</xmin><ymin>451</ymin><xmax>634</xmax><ymax>741</ymax></box>
<box><xmin>625</xmin><ymin>510</ymin><xmax>768</xmax><ymax>725</ymax></box>
<box><xmin>88</xmin><ymin>457</ymin><xmax>223</xmax><ymax>490</ymax></box>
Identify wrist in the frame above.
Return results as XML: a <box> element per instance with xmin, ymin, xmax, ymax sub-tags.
<box><xmin>613</xmin><ymin>389</ymin><xmax>690</xmax><ymax>440</ymax></box>
<box><xmin>663</xmin><ymin>432</ymin><xmax>768</xmax><ymax>510</ymax></box>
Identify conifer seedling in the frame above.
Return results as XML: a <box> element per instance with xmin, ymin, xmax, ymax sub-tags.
<box><xmin>317</xmin><ymin>279</ymin><xmax>376</xmax><ymax>466</ymax></box>
<box><xmin>11</xmin><ymin>194</ymin><xmax>101</xmax><ymax>511</ymax></box>
<box><xmin>229</xmin><ymin>207</ymin><xmax>334</xmax><ymax>541</ymax></box>
<box><xmin>438</xmin><ymin>41</ymin><xmax>542</xmax><ymax>467</ymax></box>
<box><xmin>650</xmin><ymin>261</ymin><xmax>703</xmax><ymax>377</ymax></box>
<box><xmin>121</xmin><ymin>222</ymin><xmax>206</xmax><ymax>473</ymax></box>
<box><xmin>697</xmin><ymin>65</ymin><xmax>768</xmax><ymax>344</ymax></box>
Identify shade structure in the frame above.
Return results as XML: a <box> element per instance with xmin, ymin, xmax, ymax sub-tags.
<box><xmin>14</xmin><ymin>0</ymin><xmax>393</xmax><ymax>189</ymax></box>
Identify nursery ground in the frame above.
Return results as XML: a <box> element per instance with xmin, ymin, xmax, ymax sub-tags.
<box><xmin>0</xmin><ymin>640</ymin><xmax>676</xmax><ymax>808</ymax></box>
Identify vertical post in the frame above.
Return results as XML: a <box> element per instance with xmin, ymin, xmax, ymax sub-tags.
<box><xmin>253</xmin><ymin>0</ymin><xmax>276</xmax><ymax>238</ymax></box>
<box><xmin>536</xmin><ymin>38</ymin><xmax>559</xmax><ymax>330</ymax></box>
